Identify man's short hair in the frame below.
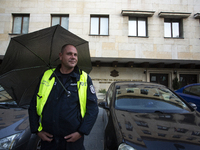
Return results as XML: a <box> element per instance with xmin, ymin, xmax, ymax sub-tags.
<box><xmin>61</xmin><ymin>44</ymin><xmax>76</xmax><ymax>53</ymax></box>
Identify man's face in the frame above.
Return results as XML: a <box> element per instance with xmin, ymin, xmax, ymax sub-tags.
<box><xmin>59</xmin><ymin>45</ymin><xmax>78</xmax><ymax>69</ymax></box>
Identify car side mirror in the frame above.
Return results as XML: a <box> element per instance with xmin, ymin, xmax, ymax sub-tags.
<box><xmin>98</xmin><ymin>101</ymin><xmax>109</xmax><ymax>110</ymax></box>
<box><xmin>188</xmin><ymin>102</ymin><xmax>197</xmax><ymax>110</ymax></box>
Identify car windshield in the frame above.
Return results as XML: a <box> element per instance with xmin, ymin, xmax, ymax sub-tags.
<box><xmin>115</xmin><ymin>83</ymin><xmax>191</xmax><ymax>113</ymax></box>
<box><xmin>0</xmin><ymin>86</ymin><xmax>17</xmax><ymax>106</ymax></box>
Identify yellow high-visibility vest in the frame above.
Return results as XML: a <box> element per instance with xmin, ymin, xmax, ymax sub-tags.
<box><xmin>36</xmin><ymin>68</ymin><xmax>88</xmax><ymax>131</ymax></box>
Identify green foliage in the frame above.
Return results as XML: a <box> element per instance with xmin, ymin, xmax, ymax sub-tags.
<box><xmin>98</xmin><ymin>89</ymin><xmax>107</xmax><ymax>94</ymax></box>
<box><xmin>172</xmin><ymin>77</ymin><xmax>180</xmax><ymax>90</ymax></box>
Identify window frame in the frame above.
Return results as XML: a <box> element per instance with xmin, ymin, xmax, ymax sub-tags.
<box><xmin>51</xmin><ymin>14</ymin><xmax>69</xmax><ymax>30</ymax></box>
<box><xmin>12</xmin><ymin>14</ymin><xmax>30</xmax><ymax>34</ymax></box>
<box><xmin>128</xmin><ymin>16</ymin><xmax>148</xmax><ymax>37</ymax></box>
<box><xmin>90</xmin><ymin>15</ymin><xmax>109</xmax><ymax>36</ymax></box>
<box><xmin>164</xmin><ymin>18</ymin><xmax>183</xmax><ymax>38</ymax></box>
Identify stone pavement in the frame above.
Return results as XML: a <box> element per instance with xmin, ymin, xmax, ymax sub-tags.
<box><xmin>84</xmin><ymin>107</ymin><xmax>104</xmax><ymax>150</ymax></box>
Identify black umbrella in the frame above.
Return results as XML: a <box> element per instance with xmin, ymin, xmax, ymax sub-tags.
<box><xmin>0</xmin><ymin>25</ymin><xmax>92</xmax><ymax>106</ymax></box>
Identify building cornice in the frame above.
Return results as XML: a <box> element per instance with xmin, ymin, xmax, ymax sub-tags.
<box><xmin>91</xmin><ymin>57</ymin><xmax>200</xmax><ymax>69</ymax></box>
<box><xmin>121</xmin><ymin>10</ymin><xmax>155</xmax><ymax>17</ymax></box>
<box><xmin>158</xmin><ymin>12</ymin><xmax>191</xmax><ymax>18</ymax></box>
<box><xmin>194</xmin><ymin>13</ymin><xmax>200</xmax><ymax>19</ymax></box>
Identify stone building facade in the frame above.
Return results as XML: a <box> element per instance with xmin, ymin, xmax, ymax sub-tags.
<box><xmin>0</xmin><ymin>0</ymin><xmax>200</xmax><ymax>92</ymax></box>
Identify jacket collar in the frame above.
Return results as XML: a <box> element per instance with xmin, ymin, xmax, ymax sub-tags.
<box><xmin>49</xmin><ymin>64</ymin><xmax>81</xmax><ymax>81</ymax></box>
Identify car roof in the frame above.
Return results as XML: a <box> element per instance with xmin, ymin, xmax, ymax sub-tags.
<box><xmin>113</xmin><ymin>81</ymin><xmax>167</xmax><ymax>88</ymax></box>
<box><xmin>184</xmin><ymin>83</ymin><xmax>200</xmax><ymax>88</ymax></box>
<box><xmin>176</xmin><ymin>83</ymin><xmax>200</xmax><ymax>92</ymax></box>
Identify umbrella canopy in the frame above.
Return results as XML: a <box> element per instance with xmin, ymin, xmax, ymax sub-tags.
<box><xmin>0</xmin><ymin>25</ymin><xmax>92</xmax><ymax>106</ymax></box>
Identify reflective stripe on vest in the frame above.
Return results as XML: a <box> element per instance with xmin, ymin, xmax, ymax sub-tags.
<box><xmin>36</xmin><ymin>68</ymin><xmax>88</xmax><ymax>131</ymax></box>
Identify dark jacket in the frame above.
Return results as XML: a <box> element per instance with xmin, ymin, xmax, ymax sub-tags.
<box><xmin>28</xmin><ymin>65</ymin><xmax>99</xmax><ymax>137</ymax></box>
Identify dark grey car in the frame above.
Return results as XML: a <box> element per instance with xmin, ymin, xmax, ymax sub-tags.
<box><xmin>99</xmin><ymin>81</ymin><xmax>200</xmax><ymax>150</ymax></box>
<box><xmin>0</xmin><ymin>86</ymin><xmax>40</xmax><ymax>150</ymax></box>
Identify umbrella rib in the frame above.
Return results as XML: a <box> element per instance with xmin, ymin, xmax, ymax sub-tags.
<box><xmin>76</xmin><ymin>41</ymin><xmax>88</xmax><ymax>47</ymax></box>
<box><xmin>12</xmin><ymin>38</ymin><xmax>51</xmax><ymax>68</ymax></box>
<box><xmin>0</xmin><ymin>66</ymin><xmax>46</xmax><ymax>78</ymax></box>
<box><xmin>49</xmin><ymin>25</ymin><xmax>58</xmax><ymax>66</ymax></box>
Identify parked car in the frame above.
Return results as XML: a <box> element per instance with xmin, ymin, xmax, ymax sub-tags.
<box><xmin>175</xmin><ymin>83</ymin><xmax>200</xmax><ymax>112</ymax></box>
<box><xmin>0</xmin><ymin>86</ymin><xmax>40</xmax><ymax>150</ymax></box>
<box><xmin>99</xmin><ymin>81</ymin><xmax>200</xmax><ymax>150</ymax></box>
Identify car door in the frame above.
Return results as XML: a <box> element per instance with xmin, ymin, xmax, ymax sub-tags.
<box><xmin>104</xmin><ymin>83</ymin><xmax>118</xmax><ymax>150</ymax></box>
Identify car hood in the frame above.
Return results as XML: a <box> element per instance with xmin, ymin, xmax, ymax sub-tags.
<box><xmin>115</xmin><ymin>110</ymin><xmax>200</xmax><ymax>150</ymax></box>
<box><xmin>0</xmin><ymin>108</ymin><xmax>29</xmax><ymax>138</ymax></box>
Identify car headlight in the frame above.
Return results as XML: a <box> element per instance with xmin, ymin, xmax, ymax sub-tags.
<box><xmin>118</xmin><ymin>143</ymin><xmax>137</xmax><ymax>150</ymax></box>
<box><xmin>0</xmin><ymin>133</ymin><xmax>20</xmax><ymax>150</ymax></box>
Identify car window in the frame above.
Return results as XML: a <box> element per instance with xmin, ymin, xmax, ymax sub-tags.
<box><xmin>114</xmin><ymin>83</ymin><xmax>191</xmax><ymax>113</ymax></box>
<box><xmin>183</xmin><ymin>85</ymin><xmax>200</xmax><ymax>97</ymax></box>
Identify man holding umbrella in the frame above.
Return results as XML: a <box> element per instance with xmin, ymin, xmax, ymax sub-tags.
<box><xmin>29</xmin><ymin>44</ymin><xmax>99</xmax><ymax>150</ymax></box>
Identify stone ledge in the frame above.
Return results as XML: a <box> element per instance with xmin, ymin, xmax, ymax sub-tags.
<box><xmin>158</xmin><ymin>12</ymin><xmax>191</xmax><ymax>18</ymax></box>
<box><xmin>194</xmin><ymin>13</ymin><xmax>200</xmax><ymax>19</ymax></box>
<box><xmin>121</xmin><ymin>10</ymin><xmax>155</xmax><ymax>17</ymax></box>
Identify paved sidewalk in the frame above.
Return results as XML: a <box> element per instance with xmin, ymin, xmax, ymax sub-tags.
<box><xmin>84</xmin><ymin>107</ymin><xmax>104</xmax><ymax>150</ymax></box>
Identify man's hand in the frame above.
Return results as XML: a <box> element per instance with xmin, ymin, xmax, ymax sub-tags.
<box><xmin>64</xmin><ymin>132</ymin><xmax>82</xmax><ymax>142</ymax></box>
<box><xmin>37</xmin><ymin>131</ymin><xmax>53</xmax><ymax>142</ymax></box>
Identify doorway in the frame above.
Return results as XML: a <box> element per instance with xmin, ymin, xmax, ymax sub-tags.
<box><xmin>150</xmin><ymin>73</ymin><xmax>169</xmax><ymax>87</ymax></box>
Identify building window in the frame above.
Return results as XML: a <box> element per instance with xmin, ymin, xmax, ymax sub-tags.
<box><xmin>90</xmin><ymin>15</ymin><xmax>109</xmax><ymax>35</ymax></box>
<box><xmin>12</xmin><ymin>14</ymin><xmax>29</xmax><ymax>34</ymax></box>
<box><xmin>129</xmin><ymin>17</ymin><xmax>147</xmax><ymax>37</ymax></box>
<box><xmin>179</xmin><ymin>74</ymin><xmax>197</xmax><ymax>87</ymax></box>
<box><xmin>164</xmin><ymin>19</ymin><xmax>183</xmax><ymax>38</ymax></box>
<box><xmin>51</xmin><ymin>15</ymin><xmax>69</xmax><ymax>30</ymax></box>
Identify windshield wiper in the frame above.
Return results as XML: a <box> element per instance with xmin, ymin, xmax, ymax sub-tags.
<box><xmin>154</xmin><ymin>110</ymin><xmax>164</xmax><ymax>114</ymax></box>
<box><xmin>118</xmin><ymin>108</ymin><xmax>138</xmax><ymax>113</ymax></box>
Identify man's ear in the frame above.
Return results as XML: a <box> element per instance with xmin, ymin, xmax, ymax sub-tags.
<box><xmin>59</xmin><ymin>52</ymin><xmax>62</xmax><ymax>60</ymax></box>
